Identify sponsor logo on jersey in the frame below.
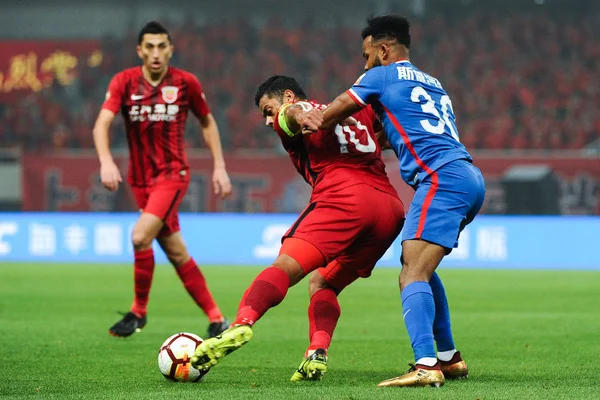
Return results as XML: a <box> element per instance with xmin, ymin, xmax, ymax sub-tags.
<box><xmin>161</xmin><ymin>86</ymin><xmax>179</xmax><ymax>104</ymax></box>
<box><xmin>354</xmin><ymin>73</ymin><xmax>366</xmax><ymax>85</ymax></box>
<box><xmin>129</xmin><ymin>104</ymin><xmax>179</xmax><ymax>122</ymax></box>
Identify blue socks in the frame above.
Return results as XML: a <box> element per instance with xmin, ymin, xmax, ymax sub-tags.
<box><xmin>401</xmin><ymin>281</ymin><xmax>436</xmax><ymax>361</ymax></box>
<box><xmin>430</xmin><ymin>272</ymin><xmax>456</xmax><ymax>352</ymax></box>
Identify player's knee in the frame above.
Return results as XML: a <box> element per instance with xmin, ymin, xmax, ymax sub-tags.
<box><xmin>131</xmin><ymin>229</ymin><xmax>153</xmax><ymax>250</ymax></box>
<box><xmin>399</xmin><ymin>260</ymin><xmax>420</xmax><ymax>289</ymax></box>
<box><xmin>399</xmin><ymin>258</ymin><xmax>436</xmax><ymax>289</ymax></box>
<box><xmin>399</xmin><ymin>273</ymin><xmax>418</xmax><ymax>290</ymax></box>
<box><xmin>308</xmin><ymin>272</ymin><xmax>328</xmax><ymax>296</ymax></box>
<box><xmin>273</xmin><ymin>254</ymin><xmax>305</xmax><ymax>287</ymax></box>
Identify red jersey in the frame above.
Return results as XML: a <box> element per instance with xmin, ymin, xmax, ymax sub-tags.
<box><xmin>102</xmin><ymin>66</ymin><xmax>210</xmax><ymax>186</ymax></box>
<box><xmin>274</xmin><ymin>101</ymin><xmax>398</xmax><ymax>200</ymax></box>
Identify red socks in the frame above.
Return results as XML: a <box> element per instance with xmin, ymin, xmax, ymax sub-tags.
<box><xmin>235</xmin><ymin>267</ymin><xmax>290</xmax><ymax>326</ymax></box>
<box><xmin>131</xmin><ymin>252</ymin><xmax>223</xmax><ymax>322</ymax></box>
<box><xmin>176</xmin><ymin>258</ymin><xmax>223</xmax><ymax>323</ymax></box>
<box><xmin>130</xmin><ymin>248</ymin><xmax>155</xmax><ymax>317</ymax></box>
<box><xmin>231</xmin><ymin>267</ymin><xmax>340</xmax><ymax>357</ymax></box>
<box><xmin>306</xmin><ymin>288</ymin><xmax>341</xmax><ymax>356</ymax></box>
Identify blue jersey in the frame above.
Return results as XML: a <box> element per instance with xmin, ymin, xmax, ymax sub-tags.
<box><xmin>347</xmin><ymin>60</ymin><xmax>472</xmax><ymax>187</ymax></box>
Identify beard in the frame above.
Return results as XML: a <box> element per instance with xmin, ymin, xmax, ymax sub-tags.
<box><xmin>372</xmin><ymin>54</ymin><xmax>383</xmax><ymax>68</ymax></box>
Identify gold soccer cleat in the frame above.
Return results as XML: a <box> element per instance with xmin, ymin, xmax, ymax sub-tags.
<box><xmin>377</xmin><ymin>364</ymin><xmax>445</xmax><ymax>388</ymax></box>
<box><xmin>440</xmin><ymin>351</ymin><xmax>469</xmax><ymax>380</ymax></box>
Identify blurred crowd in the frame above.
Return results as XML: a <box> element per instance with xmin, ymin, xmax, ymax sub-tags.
<box><xmin>1</xmin><ymin>8</ymin><xmax>599</xmax><ymax>151</ymax></box>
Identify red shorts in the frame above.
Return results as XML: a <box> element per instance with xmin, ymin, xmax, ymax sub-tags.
<box><xmin>281</xmin><ymin>184</ymin><xmax>405</xmax><ymax>291</ymax></box>
<box><xmin>131</xmin><ymin>180</ymin><xmax>188</xmax><ymax>237</ymax></box>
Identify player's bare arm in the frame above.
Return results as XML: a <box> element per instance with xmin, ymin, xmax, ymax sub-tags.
<box><xmin>199</xmin><ymin>113</ymin><xmax>232</xmax><ymax>199</ymax></box>
<box><xmin>321</xmin><ymin>92</ymin><xmax>363</xmax><ymax>130</ymax></box>
<box><xmin>297</xmin><ymin>92</ymin><xmax>362</xmax><ymax>134</ymax></box>
<box><xmin>279</xmin><ymin>102</ymin><xmax>315</xmax><ymax>135</ymax></box>
<box><xmin>92</xmin><ymin>108</ymin><xmax>123</xmax><ymax>192</ymax></box>
<box><xmin>374</xmin><ymin>130</ymin><xmax>391</xmax><ymax>150</ymax></box>
<box><xmin>373</xmin><ymin>119</ymin><xmax>391</xmax><ymax>150</ymax></box>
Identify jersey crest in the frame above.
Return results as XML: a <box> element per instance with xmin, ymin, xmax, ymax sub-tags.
<box><xmin>161</xmin><ymin>86</ymin><xmax>179</xmax><ymax>104</ymax></box>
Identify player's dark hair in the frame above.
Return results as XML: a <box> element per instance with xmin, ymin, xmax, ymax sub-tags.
<box><xmin>361</xmin><ymin>15</ymin><xmax>411</xmax><ymax>48</ymax></box>
<box><xmin>254</xmin><ymin>75</ymin><xmax>308</xmax><ymax>107</ymax></box>
<box><xmin>138</xmin><ymin>21</ymin><xmax>172</xmax><ymax>44</ymax></box>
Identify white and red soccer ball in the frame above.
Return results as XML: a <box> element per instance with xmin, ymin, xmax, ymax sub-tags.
<box><xmin>157</xmin><ymin>332</ymin><xmax>207</xmax><ymax>382</ymax></box>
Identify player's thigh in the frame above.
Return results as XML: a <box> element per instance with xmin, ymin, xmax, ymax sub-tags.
<box><xmin>283</xmin><ymin>188</ymin><xmax>370</xmax><ymax>264</ymax></box>
<box><xmin>329</xmin><ymin>232</ymin><xmax>397</xmax><ymax>292</ymax></box>
<box><xmin>316</xmin><ymin>259</ymin><xmax>358</xmax><ymax>293</ymax></box>
<box><xmin>278</xmin><ymin>237</ymin><xmax>326</xmax><ymax>286</ymax></box>
<box><xmin>325</xmin><ymin>204</ymin><xmax>404</xmax><ymax>291</ymax></box>
<box><xmin>320</xmin><ymin>235</ymin><xmax>398</xmax><ymax>292</ymax></box>
<box><xmin>131</xmin><ymin>185</ymin><xmax>149</xmax><ymax>211</ymax></box>
<box><xmin>402</xmin><ymin>160</ymin><xmax>484</xmax><ymax>251</ymax></box>
<box><xmin>400</xmin><ymin>239</ymin><xmax>446</xmax><ymax>288</ymax></box>
<box><xmin>145</xmin><ymin>181</ymin><xmax>189</xmax><ymax>237</ymax></box>
<box><xmin>132</xmin><ymin>212</ymin><xmax>164</xmax><ymax>246</ymax></box>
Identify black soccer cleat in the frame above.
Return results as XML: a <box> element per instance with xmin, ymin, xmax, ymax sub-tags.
<box><xmin>207</xmin><ymin>318</ymin><xmax>230</xmax><ymax>338</ymax></box>
<box><xmin>108</xmin><ymin>311</ymin><xmax>147</xmax><ymax>337</ymax></box>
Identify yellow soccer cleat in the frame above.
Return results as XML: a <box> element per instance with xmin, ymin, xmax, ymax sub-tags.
<box><xmin>290</xmin><ymin>348</ymin><xmax>328</xmax><ymax>382</ymax></box>
<box><xmin>377</xmin><ymin>364</ymin><xmax>445</xmax><ymax>388</ymax></box>
<box><xmin>190</xmin><ymin>324</ymin><xmax>253</xmax><ymax>372</ymax></box>
<box><xmin>440</xmin><ymin>351</ymin><xmax>469</xmax><ymax>380</ymax></box>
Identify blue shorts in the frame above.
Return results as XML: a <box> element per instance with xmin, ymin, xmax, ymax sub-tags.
<box><xmin>402</xmin><ymin>159</ymin><xmax>486</xmax><ymax>250</ymax></box>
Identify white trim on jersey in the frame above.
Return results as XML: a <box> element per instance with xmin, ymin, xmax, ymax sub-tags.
<box><xmin>347</xmin><ymin>88</ymin><xmax>367</xmax><ymax>107</ymax></box>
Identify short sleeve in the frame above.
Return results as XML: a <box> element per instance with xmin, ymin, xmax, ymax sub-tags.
<box><xmin>101</xmin><ymin>73</ymin><xmax>126</xmax><ymax>114</ymax></box>
<box><xmin>187</xmin><ymin>74</ymin><xmax>211</xmax><ymax>117</ymax></box>
<box><xmin>346</xmin><ymin>66</ymin><xmax>387</xmax><ymax>107</ymax></box>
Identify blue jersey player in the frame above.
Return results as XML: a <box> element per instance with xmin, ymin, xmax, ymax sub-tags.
<box><xmin>297</xmin><ymin>15</ymin><xmax>486</xmax><ymax>387</ymax></box>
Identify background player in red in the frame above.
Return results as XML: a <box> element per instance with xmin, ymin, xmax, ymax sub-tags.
<box><xmin>190</xmin><ymin>75</ymin><xmax>405</xmax><ymax>381</ymax></box>
<box><xmin>92</xmin><ymin>21</ymin><xmax>232</xmax><ymax>339</ymax></box>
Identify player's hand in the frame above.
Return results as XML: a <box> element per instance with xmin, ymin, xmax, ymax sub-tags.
<box><xmin>100</xmin><ymin>161</ymin><xmax>122</xmax><ymax>192</ymax></box>
<box><xmin>213</xmin><ymin>167</ymin><xmax>232</xmax><ymax>199</ymax></box>
<box><xmin>296</xmin><ymin>109</ymin><xmax>323</xmax><ymax>134</ymax></box>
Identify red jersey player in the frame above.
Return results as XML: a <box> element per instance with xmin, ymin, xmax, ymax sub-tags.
<box><xmin>190</xmin><ymin>75</ymin><xmax>405</xmax><ymax>381</ymax></box>
<box><xmin>92</xmin><ymin>21</ymin><xmax>232</xmax><ymax>339</ymax></box>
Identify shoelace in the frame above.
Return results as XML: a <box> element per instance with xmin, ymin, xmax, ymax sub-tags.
<box><xmin>296</xmin><ymin>352</ymin><xmax>325</xmax><ymax>375</ymax></box>
<box><xmin>117</xmin><ymin>311</ymin><xmax>140</xmax><ymax>323</ymax></box>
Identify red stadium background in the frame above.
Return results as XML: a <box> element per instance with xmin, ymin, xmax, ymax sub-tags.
<box><xmin>21</xmin><ymin>152</ymin><xmax>600</xmax><ymax>215</ymax></box>
<box><xmin>0</xmin><ymin>40</ymin><xmax>102</xmax><ymax>101</ymax></box>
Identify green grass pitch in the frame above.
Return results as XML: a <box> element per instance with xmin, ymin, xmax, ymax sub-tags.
<box><xmin>1</xmin><ymin>263</ymin><xmax>598</xmax><ymax>399</ymax></box>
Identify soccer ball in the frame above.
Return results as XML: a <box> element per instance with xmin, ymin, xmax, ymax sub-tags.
<box><xmin>157</xmin><ymin>332</ymin><xmax>207</xmax><ymax>382</ymax></box>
